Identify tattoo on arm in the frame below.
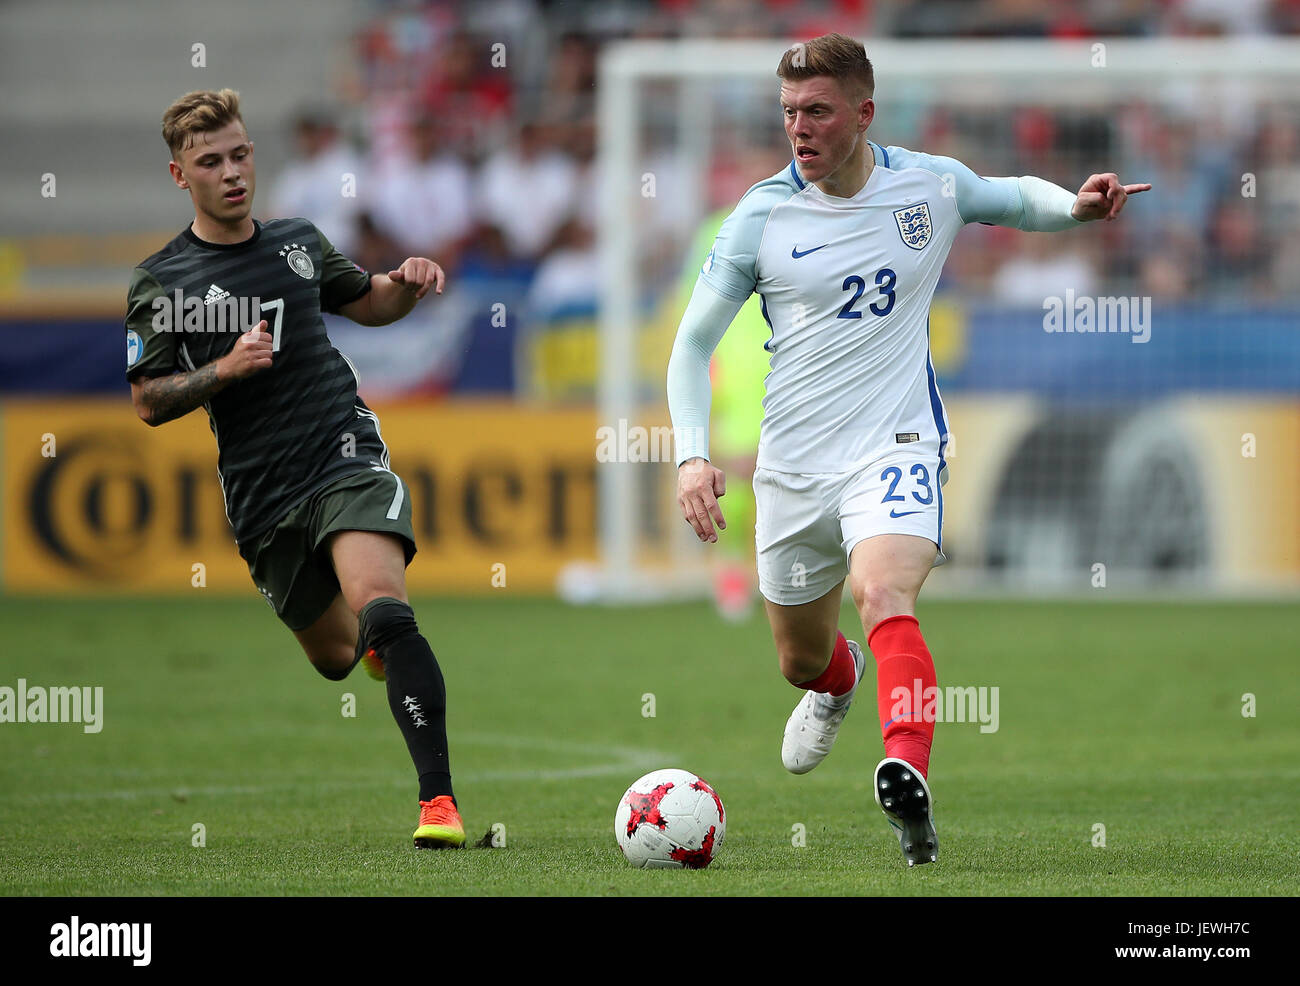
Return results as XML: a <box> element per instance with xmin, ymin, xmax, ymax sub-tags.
<box><xmin>138</xmin><ymin>362</ymin><xmax>225</xmax><ymax>426</ymax></box>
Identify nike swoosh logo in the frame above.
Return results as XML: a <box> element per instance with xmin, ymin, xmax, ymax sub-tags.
<box><xmin>791</xmin><ymin>244</ymin><xmax>828</xmax><ymax>258</ymax></box>
<box><xmin>889</xmin><ymin>509</ymin><xmax>922</xmax><ymax>518</ymax></box>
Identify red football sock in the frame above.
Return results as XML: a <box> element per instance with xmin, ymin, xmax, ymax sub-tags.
<box><xmin>795</xmin><ymin>631</ymin><xmax>857</xmax><ymax>696</ymax></box>
<box><xmin>867</xmin><ymin>615</ymin><xmax>935</xmax><ymax>778</ymax></box>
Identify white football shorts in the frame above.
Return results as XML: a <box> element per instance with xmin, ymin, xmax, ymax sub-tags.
<box><xmin>753</xmin><ymin>448</ymin><xmax>948</xmax><ymax>606</ymax></box>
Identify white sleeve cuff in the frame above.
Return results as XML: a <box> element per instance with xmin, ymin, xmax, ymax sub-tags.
<box><xmin>1015</xmin><ymin>175</ymin><xmax>1082</xmax><ymax>232</ymax></box>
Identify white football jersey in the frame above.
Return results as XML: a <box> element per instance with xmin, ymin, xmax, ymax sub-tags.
<box><xmin>695</xmin><ymin>141</ymin><xmax>1074</xmax><ymax>476</ymax></box>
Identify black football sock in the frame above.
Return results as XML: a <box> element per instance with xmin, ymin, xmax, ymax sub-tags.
<box><xmin>358</xmin><ymin>597</ymin><xmax>454</xmax><ymax>803</ymax></box>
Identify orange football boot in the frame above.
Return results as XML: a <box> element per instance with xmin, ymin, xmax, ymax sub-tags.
<box><xmin>413</xmin><ymin>795</ymin><xmax>465</xmax><ymax>849</ymax></box>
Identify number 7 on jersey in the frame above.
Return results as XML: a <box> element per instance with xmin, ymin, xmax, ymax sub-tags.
<box><xmin>260</xmin><ymin>298</ymin><xmax>285</xmax><ymax>352</ymax></box>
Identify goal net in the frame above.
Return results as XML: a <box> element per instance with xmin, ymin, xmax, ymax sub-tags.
<box><xmin>567</xmin><ymin>38</ymin><xmax>1300</xmax><ymax>603</ymax></box>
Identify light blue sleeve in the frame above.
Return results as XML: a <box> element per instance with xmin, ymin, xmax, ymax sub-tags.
<box><xmin>882</xmin><ymin>144</ymin><xmax>1082</xmax><ymax>232</ymax></box>
<box><xmin>666</xmin><ymin>279</ymin><xmax>746</xmax><ymax>465</ymax></box>
<box><xmin>698</xmin><ymin>176</ymin><xmax>799</xmax><ymax>301</ymax></box>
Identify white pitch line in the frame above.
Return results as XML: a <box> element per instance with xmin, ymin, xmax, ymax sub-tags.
<box><xmin>0</xmin><ymin>734</ymin><xmax>679</xmax><ymax>804</ymax></box>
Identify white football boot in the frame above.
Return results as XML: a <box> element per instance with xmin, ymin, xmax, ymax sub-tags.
<box><xmin>781</xmin><ymin>640</ymin><xmax>867</xmax><ymax>774</ymax></box>
<box><xmin>874</xmin><ymin>757</ymin><xmax>938</xmax><ymax>867</ymax></box>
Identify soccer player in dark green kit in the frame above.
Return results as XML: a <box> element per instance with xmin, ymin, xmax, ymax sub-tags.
<box><xmin>124</xmin><ymin>89</ymin><xmax>464</xmax><ymax>848</ymax></box>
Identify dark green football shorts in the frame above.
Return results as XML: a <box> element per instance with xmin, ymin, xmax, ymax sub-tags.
<box><xmin>238</xmin><ymin>469</ymin><xmax>416</xmax><ymax>631</ymax></box>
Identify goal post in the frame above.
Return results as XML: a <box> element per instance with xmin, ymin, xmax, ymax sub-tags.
<box><xmin>569</xmin><ymin>38</ymin><xmax>1300</xmax><ymax>603</ymax></box>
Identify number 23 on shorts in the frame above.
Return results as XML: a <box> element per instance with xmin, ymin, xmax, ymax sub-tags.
<box><xmin>881</xmin><ymin>463</ymin><xmax>933</xmax><ymax>517</ymax></box>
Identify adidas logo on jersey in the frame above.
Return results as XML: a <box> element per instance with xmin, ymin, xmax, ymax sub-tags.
<box><xmin>203</xmin><ymin>284</ymin><xmax>230</xmax><ymax>306</ymax></box>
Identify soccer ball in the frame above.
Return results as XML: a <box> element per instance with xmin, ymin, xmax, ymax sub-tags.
<box><xmin>614</xmin><ymin>768</ymin><xmax>726</xmax><ymax>869</ymax></box>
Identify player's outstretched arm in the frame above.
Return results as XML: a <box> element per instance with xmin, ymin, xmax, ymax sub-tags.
<box><xmin>340</xmin><ymin>257</ymin><xmax>445</xmax><ymax>326</ymax></box>
<box><xmin>902</xmin><ymin>147</ymin><xmax>1149</xmax><ymax>231</ymax></box>
<box><xmin>131</xmin><ymin>323</ymin><xmax>272</xmax><ymax>426</ymax></box>
<box><xmin>1069</xmin><ymin>172</ymin><xmax>1151</xmax><ymax>222</ymax></box>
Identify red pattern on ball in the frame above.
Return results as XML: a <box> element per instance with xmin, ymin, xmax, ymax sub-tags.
<box><xmin>623</xmin><ymin>782</ymin><xmax>674</xmax><ymax>837</ymax></box>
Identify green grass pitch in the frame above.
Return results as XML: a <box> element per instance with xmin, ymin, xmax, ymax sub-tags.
<box><xmin>0</xmin><ymin>595</ymin><xmax>1295</xmax><ymax>896</ymax></box>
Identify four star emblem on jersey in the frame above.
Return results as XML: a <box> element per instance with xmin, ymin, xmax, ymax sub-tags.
<box><xmin>278</xmin><ymin>243</ymin><xmax>315</xmax><ymax>279</ymax></box>
<box><xmin>893</xmin><ymin>202</ymin><xmax>933</xmax><ymax>250</ymax></box>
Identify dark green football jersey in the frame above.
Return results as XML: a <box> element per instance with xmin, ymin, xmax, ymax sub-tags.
<box><xmin>124</xmin><ymin>217</ymin><xmax>391</xmax><ymax>544</ymax></box>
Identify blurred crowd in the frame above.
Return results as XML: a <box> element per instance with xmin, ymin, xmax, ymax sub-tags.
<box><xmin>265</xmin><ymin>0</ymin><xmax>1300</xmax><ymax>333</ymax></box>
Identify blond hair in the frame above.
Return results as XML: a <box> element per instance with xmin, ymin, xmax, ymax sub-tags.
<box><xmin>777</xmin><ymin>34</ymin><xmax>874</xmax><ymax>100</ymax></box>
<box><xmin>162</xmin><ymin>89</ymin><xmax>245</xmax><ymax>159</ymax></box>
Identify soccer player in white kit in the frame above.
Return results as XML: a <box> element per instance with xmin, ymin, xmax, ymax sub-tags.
<box><xmin>667</xmin><ymin>34</ymin><xmax>1148</xmax><ymax>866</ymax></box>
